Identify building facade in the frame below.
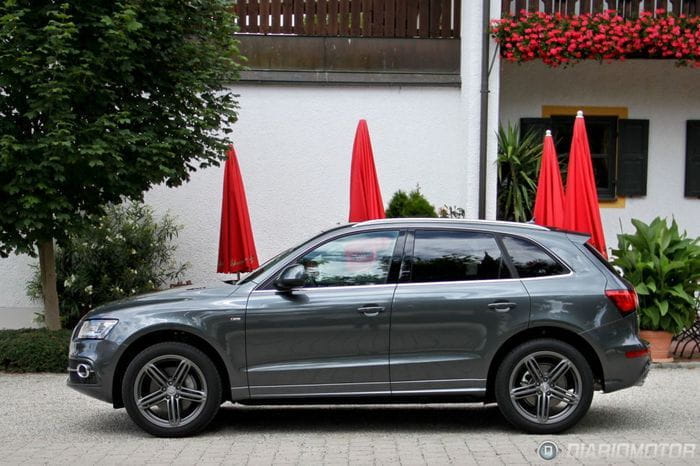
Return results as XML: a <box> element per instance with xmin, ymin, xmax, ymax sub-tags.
<box><xmin>0</xmin><ymin>1</ymin><xmax>500</xmax><ymax>328</ymax></box>
<box><xmin>1</xmin><ymin>1</ymin><xmax>697</xmax><ymax>328</ymax></box>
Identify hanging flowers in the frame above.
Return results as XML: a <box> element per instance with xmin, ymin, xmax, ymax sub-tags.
<box><xmin>490</xmin><ymin>10</ymin><xmax>700</xmax><ymax>67</ymax></box>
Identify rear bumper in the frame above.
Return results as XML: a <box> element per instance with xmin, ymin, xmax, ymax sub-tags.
<box><xmin>581</xmin><ymin>312</ymin><xmax>651</xmax><ymax>393</ymax></box>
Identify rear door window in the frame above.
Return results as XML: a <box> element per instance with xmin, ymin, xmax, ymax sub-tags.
<box><xmin>502</xmin><ymin>236</ymin><xmax>568</xmax><ymax>278</ymax></box>
<box><xmin>410</xmin><ymin>230</ymin><xmax>510</xmax><ymax>282</ymax></box>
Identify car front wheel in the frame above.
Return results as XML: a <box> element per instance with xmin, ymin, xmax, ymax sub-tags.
<box><xmin>122</xmin><ymin>342</ymin><xmax>222</xmax><ymax>437</ymax></box>
<box><xmin>495</xmin><ymin>338</ymin><xmax>594</xmax><ymax>434</ymax></box>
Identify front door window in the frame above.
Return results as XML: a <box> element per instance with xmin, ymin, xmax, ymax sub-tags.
<box><xmin>298</xmin><ymin>231</ymin><xmax>398</xmax><ymax>287</ymax></box>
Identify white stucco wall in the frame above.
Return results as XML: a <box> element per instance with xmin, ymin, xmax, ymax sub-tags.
<box><xmin>0</xmin><ymin>0</ymin><xmax>501</xmax><ymax>328</ymax></box>
<box><xmin>500</xmin><ymin>60</ymin><xmax>700</xmax><ymax>252</ymax></box>
<box><xmin>145</xmin><ymin>85</ymin><xmax>477</xmax><ymax>288</ymax></box>
<box><xmin>0</xmin><ymin>84</ymin><xmax>485</xmax><ymax>328</ymax></box>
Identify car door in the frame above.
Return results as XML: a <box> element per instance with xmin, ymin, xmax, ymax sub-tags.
<box><xmin>245</xmin><ymin>229</ymin><xmax>404</xmax><ymax>398</ymax></box>
<box><xmin>389</xmin><ymin>228</ymin><xmax>530</xmax><ymax>395</ymax></box>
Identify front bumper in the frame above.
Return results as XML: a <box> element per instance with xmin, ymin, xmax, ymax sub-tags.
<box><xmin>66</xmin><ymin>338</ymin><xmax>120</xmax><ymax>405</ymax></box>
<box><xmin>581</xmin><ymin>312</ymin><xmax>651</xmax><ymax>393</ymax></box>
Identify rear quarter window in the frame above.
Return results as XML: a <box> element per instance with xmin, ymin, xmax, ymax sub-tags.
<box><xmin>583</xmin><ymin>243</ymin><xmax>625</xmax><ymax>279</ymax></box>
<box><xmin>502</xmin><ymin>236</ymin><xmax>568</xmax><ymax>278</ymax></box>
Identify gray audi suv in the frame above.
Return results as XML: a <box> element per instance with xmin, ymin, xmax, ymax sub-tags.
<box><xmin>68</xmin><ymin>219</ymin><xmax>650</xmax><ymax>437</ymax></box>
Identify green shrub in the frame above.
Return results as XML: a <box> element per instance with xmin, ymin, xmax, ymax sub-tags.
<box><xmin>0</xmin><ymin>328</ymin><xmax>71</xmax><ymax>372</ymax></box>
<box><xmin>28</xmin><ymin>203</ymin><xmax>188</xmax><ymax>329</ymax></box>
<box><xmin>385</xmin><ymin>186</ymin><xmax>437</xmax><ymax>218</ymax></box>
<box><xmin>497</xmin><ymin>123</ymin><xmax>542</xmax><ymax>222</ymax></box>
<box><xmin>611</xmin><ymin>217</ymin><xmax>700</xmax><ymax>334</ymax></box>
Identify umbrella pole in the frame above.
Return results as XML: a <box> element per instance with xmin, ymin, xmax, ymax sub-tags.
<box><xmin>237</xmin><ymin>272</ymin><xmax>240</xmax><ymax>282</ymax></box>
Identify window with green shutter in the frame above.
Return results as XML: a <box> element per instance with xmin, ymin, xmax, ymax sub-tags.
<box><xmin>686</xmin><ymin>121</ymin><xmax>700</xmax><ymax>198</ymax></box>
<box><xmin>519</xmin><ymin>116</ymin><xmax>649</xmax><ymax>200</ymax></box>
<box><xmin>617</xmin><ymin>120</ymin><xmax>649</xmax><ymax>197</ymax></box>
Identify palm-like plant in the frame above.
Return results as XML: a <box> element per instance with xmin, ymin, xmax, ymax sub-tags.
<box><xmin>496</xmin><ymin>123</ymin><xmax>543</xmax><ymax>222</ymax></box>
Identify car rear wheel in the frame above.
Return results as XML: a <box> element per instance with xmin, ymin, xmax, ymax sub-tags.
<box><xmin>122</xmin><ymin>342</ymin><xmax>222</xmax><ymax>437</ymax></box>
<box><xmin>495</xmin><ymin>338</ymin><xmax>593</xmax><ymax>434</ymax></box>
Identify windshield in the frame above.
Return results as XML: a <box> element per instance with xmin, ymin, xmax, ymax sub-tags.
<box><xmin>237</xmin><ymin>224</ymin><xmax>350</xmax><ymax>285</ymax></box>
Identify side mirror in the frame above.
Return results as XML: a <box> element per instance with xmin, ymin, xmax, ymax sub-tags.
<box><xmin>274</xmin><ymin>264</ymin><xmax>307</xmax><ymax>291</ymax></box>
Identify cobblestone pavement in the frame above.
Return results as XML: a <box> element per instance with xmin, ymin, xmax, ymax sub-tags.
<box><xmin>0</xmin><ymin>367</ymin><xmax>698</xmax><ymax>465</ymax></box>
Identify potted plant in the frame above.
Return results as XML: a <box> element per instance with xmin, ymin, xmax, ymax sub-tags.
<box><xmin>611</xmin><ymin>218</ymin><xmax>700</xmax><ymax>362</ymax></box>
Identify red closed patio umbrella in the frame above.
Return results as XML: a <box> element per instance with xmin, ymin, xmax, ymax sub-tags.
<box><xmin>349</xmin><ymin>119</ymin><xmax>385</xmax><ymax>222</ymax></box>
<box><xmin>217</xmin><ymin>145</ymin><xmax>259</xmax><ymax>275</ymax></box>
<box><xmin>533</xmin><ymin>130</ymin><xmax>566</xmax><ymax>229</ymax></box>
<box><xmin>563</xmin><ymin>112</ymin><xmax>607</xmax><ymax>258</ymax></box>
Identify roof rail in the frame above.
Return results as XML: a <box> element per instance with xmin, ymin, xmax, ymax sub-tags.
<box><xmin>353</xmin><ymin>218</ymin><xmax>550</xmax><ymax>231</ymax></box>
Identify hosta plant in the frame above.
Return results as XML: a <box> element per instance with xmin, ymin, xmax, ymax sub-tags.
<box><xmin>611</xmin><ymin>218</ymin><xmax>700</xmax><ymax>335</ymax></box>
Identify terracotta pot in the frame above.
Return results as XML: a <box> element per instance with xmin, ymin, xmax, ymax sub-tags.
<box><xmin>640</xmin><ymin>330</ymin><xmax>674</xmax><ymax>362</ymax></box>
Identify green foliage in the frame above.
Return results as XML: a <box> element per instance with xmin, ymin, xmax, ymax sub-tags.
<box><xmin>27</xmin><ymin>203</ymin><xmax>188</xmax><ymax>329</ymax></box>
<box><xmin>385</xmin><ymin>186</ymin><xmax>437</xmax><ymax>218</ymax></box>
<box><xmin>611</xmin><ymin>218</ymin><xmax>700</xmax><ymax>335</ymax></box>
<box><xmin>0</xmin><ymin>328</ymin><xmax>71</xmax><ymax>372</ymax></box>
<box><xmin>0</xmin><ymin>1</ymin><xmax>242</xmax><ymax>257</ymax></box>
<box><xmin>497</xmin><ymin>123</ymin><xmax>542</xmax><ymax>222</ymax></box>
<box><xmin>438</xmin><ymin>205</ymin><xmax>466</xmax><ymax>219</ymax></box>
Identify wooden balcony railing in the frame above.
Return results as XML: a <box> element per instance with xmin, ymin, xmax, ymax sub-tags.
<box><xmin>233</xmin><ymin>0</ymin><xmax>461</xmax><ymax>38</ymax></box>
<box><xmin>501</xmin><ymin>0</ymin><xmax>698</xmax><ymax>17</ymax></box>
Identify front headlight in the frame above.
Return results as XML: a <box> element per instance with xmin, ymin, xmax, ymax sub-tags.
<box><xmin>76</xmin><ymin>319</ymin><xmax>119</xmax><ymax>339</ymax></box>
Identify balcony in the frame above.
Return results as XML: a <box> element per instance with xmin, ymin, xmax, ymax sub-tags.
<box><xmin>495</xmin><ymin>0</ymin><xmax>699</xmax><ymax>66</ymax></box>
<box><xmin>501</xmin><ymin>0</ymin><xmax>698</xmax><ymax>18</ymax></box>
<box><xmin>231</xmin><ymin>1</ymin><xmax>462</xmax><ymax>85</ymax></box>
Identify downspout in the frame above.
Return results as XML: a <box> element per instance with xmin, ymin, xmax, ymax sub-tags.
<box><xmin>477</xmin><ymin>0</ymin><xmax>491</xmax><ymax>219</ymax></box>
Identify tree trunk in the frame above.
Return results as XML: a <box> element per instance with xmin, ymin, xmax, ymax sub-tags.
<box><xmin>38</xmin><ymin>240</ymin><xmax>61</xmax><ymax>331</ymax></box>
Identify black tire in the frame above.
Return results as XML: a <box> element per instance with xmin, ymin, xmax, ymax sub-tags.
<box><xmin>494</xmin><ymin>338</ymin><xmax>594</xmax><ymax>434</ymax></box>
<box><xmin>122</xmin><ymin>342</ymin><xmax>222</xmax><ymax>437</ymax></box>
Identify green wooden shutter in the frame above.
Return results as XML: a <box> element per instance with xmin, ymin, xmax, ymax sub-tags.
<box><xmin>520</xmin><ymin>118</ymin><xmax>552</xmax><ymax>141</ymax></box>
<box><xmin>686</xmin><ymin>120</ymin><xmax>700</xmax><ymax>198</ymax></box>
<box><xmin>617</xmin><ymin>119</ymin><xmax>649</xmax><ymax>197</ymax></box>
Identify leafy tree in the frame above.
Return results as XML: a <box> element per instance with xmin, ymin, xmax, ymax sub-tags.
<box><xmin>385</xmin><ymin>186</ymin><xmax>437</xmax><ymax>218</ymax></box>
<box><xmin>0</xmin><ymin>1</ymin><xmax>242</xmax><ymax>329</ymax></box>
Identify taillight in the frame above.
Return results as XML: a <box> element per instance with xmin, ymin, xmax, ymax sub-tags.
<box><xmin>625</xmin><ymin>348</ymin><xmax>649</xmax><ymax>358</ymax></box>
<box><xmin>605</xmin><ymin>289</ymin><xmax>638</xmax><ymax>314</ymax></box>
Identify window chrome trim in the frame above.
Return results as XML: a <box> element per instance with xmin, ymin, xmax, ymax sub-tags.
<box><xmin>252</xmin><ymin>225</ymin><xmax>575</xmax><ymax>291</ymax></box>
<box><xmin>394</xmin><ymin>270</ymin><xmax>574</xmax><ymax>288</ymax></box>
<box><xmin>251</xmin><ymin>283</ymin><xmax>398</xmax><ymax>294</ymax></box>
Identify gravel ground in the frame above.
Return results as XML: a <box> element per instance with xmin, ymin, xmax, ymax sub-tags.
<box><xmin>0</xmin><ymin>367</ymin><xmax>698</xmax><ymax>465</ymax></box>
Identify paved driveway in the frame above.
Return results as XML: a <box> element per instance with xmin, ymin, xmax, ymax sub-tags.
<box><xmin>0</xmin><ymin>367</ymin><xmax>698</xmax><ymax>465</ymax></box>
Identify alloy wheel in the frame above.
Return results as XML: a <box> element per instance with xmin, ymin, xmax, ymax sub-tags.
<box><xmin>508</xmin><ymin>350</ymin><xmax>582</xmax><ymax>425</ymax></box>
<box><xmin>133</xmin><ymin>355</ymin><xmax>208</xmax><ymax>428</ymax></box>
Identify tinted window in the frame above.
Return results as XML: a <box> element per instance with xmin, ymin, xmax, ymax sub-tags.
<box><xmin>299</xmin><ymin>231</ymin><xmax>398</xmax><ymax>287</ymax></box>
<box><xmin>502</xmin><ymin>236</ymin><xmax>567</xmax><ymax>278</ymax></box>
<box><xmin>410</xmin><ymin>230</ymin><xmax>510</xmax><ymax>282</ymax></box>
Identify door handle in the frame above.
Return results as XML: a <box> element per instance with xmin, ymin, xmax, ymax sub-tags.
<box><xmin>488</xmin><ymin>302</ymin><xmax>517</xmax><ymax>312</ymax></box>
<box><xmin>357</xmin><ymin>305</ymin><xmax>385</xmax><ymax>317</ymax></box>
